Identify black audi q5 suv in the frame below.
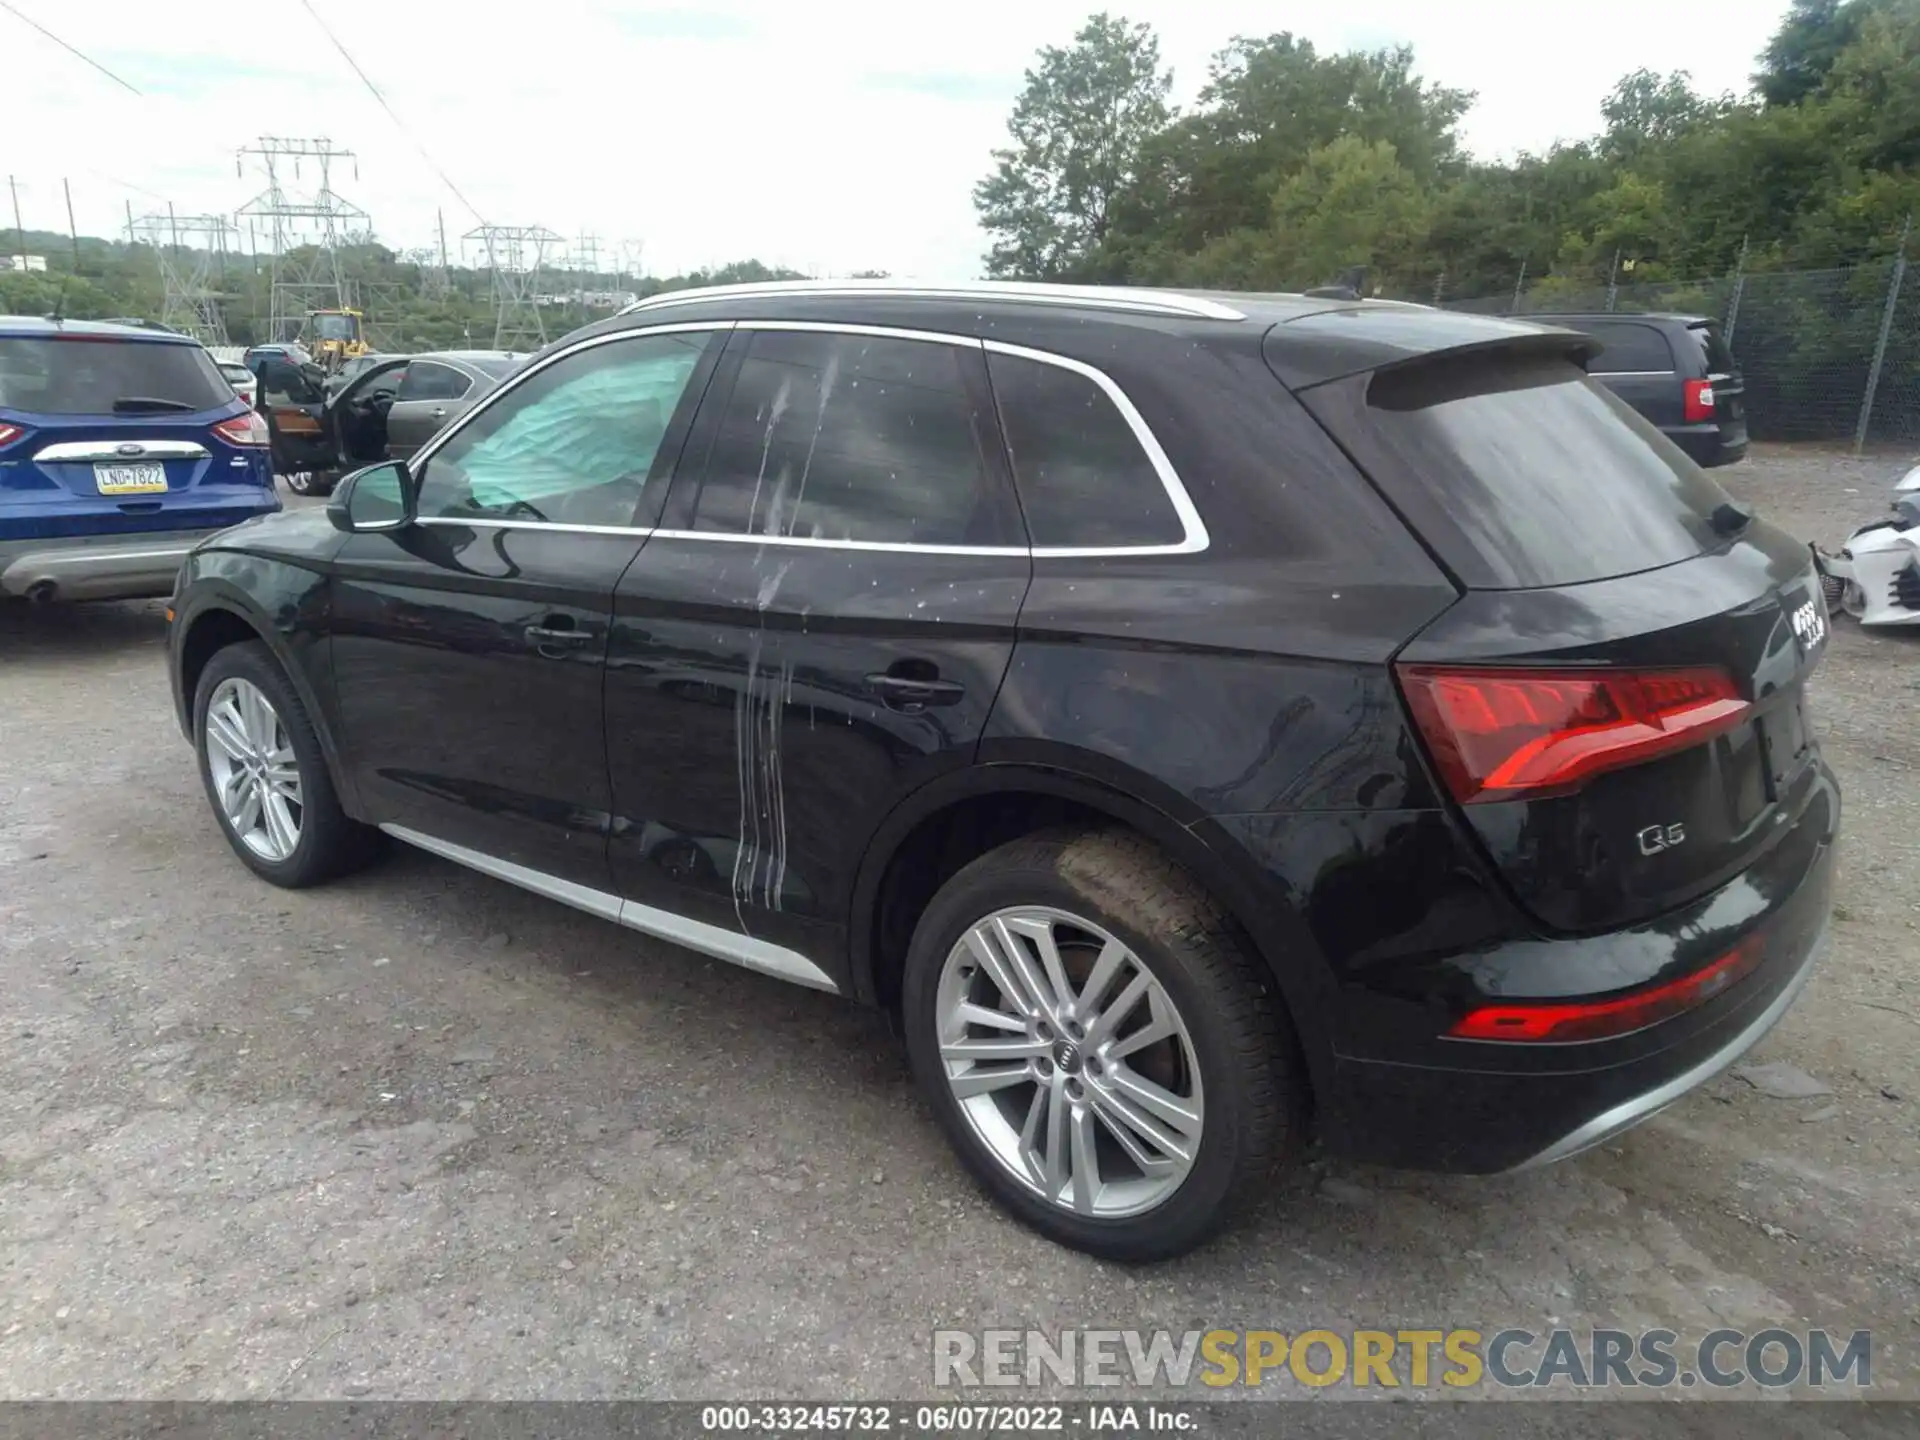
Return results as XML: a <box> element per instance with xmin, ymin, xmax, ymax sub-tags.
<box><xmin>168</xmin><ymin>280</ymin><xmax>1837</xmax><ymax>1260</ymax></box>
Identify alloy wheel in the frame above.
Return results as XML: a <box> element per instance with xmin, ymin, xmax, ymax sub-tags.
<box><xmin>935</xmin><ymin>906</ymin><xmax>1204</xmax><ymax>1218</ymax></box>
<box><xmin>204</xmin><ymin>677</ymin><xmax>304</xmax><ymax>862</ymax></box>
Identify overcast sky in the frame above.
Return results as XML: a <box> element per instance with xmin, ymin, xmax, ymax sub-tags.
<box><xmin>6</xmin><ymin>0</ymin><xmax>1791</xmax><ymax>279</ymax></box>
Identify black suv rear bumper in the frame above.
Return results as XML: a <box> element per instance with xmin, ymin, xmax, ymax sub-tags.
<box><xmin>1317</xmin><ymin>761</ymin><xmax>1837</xmax><ymax>1173</ymax></box>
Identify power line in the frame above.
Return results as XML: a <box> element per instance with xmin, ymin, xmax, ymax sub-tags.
<box><xmin>0</xmin><ymin>1</ymin><xmax>141</xmax><ymax>95</ymax></box>
<box><xmin>293</xmin><ymin>0</ymin><xmax>486</xmax><ymax>226</ymax></box>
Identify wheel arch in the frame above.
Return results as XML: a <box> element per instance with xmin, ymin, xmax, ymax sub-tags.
<box><xmin>847</xmin><ymin>763</ymin><xmax>1336</xmax><ymax>1089</ymax></box>
<box><xmin>173</xmin><ymin>581</ymin><xmax>359</xmax><ymax>816</ymax></box>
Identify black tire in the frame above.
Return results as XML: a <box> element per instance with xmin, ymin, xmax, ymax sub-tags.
<box><xmin>280</xmin><ymin>470</ymin><xmax>314</xmax><ymax>496</ymax></box>
<box><xmin>902</xmin><ymin>828</ymin><xmax>1301</xmax><ymax>1261</ymax></box>
<box><xmin>192</xmin><ymin>640</ymin><xmax>381</xmax><ymax>887</ymax></box>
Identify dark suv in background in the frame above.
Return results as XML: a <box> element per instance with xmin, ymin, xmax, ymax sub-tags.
<box><xmin>1530</xmin><ymin>312</ymin><xmax>1748</xmax><ymax>466</ymax></box>
<box><xmin>166</xmin><ymin>282</ymin><xmax>1834</xmax><ymax>1259</ymax></box>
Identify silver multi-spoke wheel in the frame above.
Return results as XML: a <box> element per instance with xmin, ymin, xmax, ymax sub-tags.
<box><xmin>203</xmin><ymin>677</ymin><xmax>304</xmax><ymax>862</ymax></box>
<box><xmin>936</xmin><ymin>906</ymin><xmax>1204</xmax><ymax>1219</ymax></box>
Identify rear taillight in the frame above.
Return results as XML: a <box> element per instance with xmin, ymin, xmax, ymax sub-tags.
<box><xmin>1683</xmin><ymin>378</ymin><xmax>1716</xmax><ymax>423</ymax></box>
<box><xmin>1449</xmin><ymin>934</ymin><xmax>1765</xmax><ymax>1042</ymax></box>
<box><xmin>1396</xmin><ymin>664</ymin><xmax>1749</xmax><ymax>804</ymax></box>
<box><xmin>0</xmin><ymin>422</ymin><xmax>22</xmax><ymax>447</ymax></box>
<box><xmin>213</xmin><ymin>412</ymin><xmax>271</xmax><ymax>447</ymax></box>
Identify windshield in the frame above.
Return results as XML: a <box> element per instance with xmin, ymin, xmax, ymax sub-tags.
<box><xmin>312</xmin><ymin>315</ymin><xmax>357</xmax><ymax>341</ymax></box>
<box><xmin>1304</xmin><ymin>354</ymin><xmax>1735</xmax><ymax>589</ymax></box>
<box><xmin>0</xmin><ymin>337</ymin><xmax>234</xmax><ymax>416</ymax></box>
<box><xmin>219</xmin><ymin>363</ymin><xmax>253</xmax><ymax>384</ymax></box>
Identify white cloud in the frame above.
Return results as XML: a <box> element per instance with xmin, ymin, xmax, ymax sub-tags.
<box><xmin>4</xmin><ymin>0</ymin><xmax>1790</xmax><ymax>280</ymax></box>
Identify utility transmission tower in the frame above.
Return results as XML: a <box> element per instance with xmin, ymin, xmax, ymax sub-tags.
<box><xmin>616</xmin><ymin>238</ymin><xmax>645</xmax><ymax>287</ymax></box>
<box><xmin>235</xmin><ymin>137</ymin><xmax>370</xmax><ymax>342</ymax></box>
<box><xmin>464</xmin><ymin>224</ymin><xmax>562</xmax><ymax>348</ymax></box>
<box><xmin>131</xmin><ymin>208</ymin><xmax>235</xmax><ymax>344</ymax></box>
<box><xmin>421</xmin><ymin>208</ymin><xmax>452</xmax><ymax>301</ymax></box>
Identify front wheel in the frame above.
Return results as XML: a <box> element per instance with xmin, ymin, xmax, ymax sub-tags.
<box><xmin>193</xmin><ymin>641</ymin><xmax>380</xmax><ymax>887</ymax></box>
<box><xmin>902</xmin><ymin>829</ymin><xmax>1301</xmax><ymax>1261</ymax></box>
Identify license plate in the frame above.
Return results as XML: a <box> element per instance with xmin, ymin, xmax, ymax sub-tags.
<box><xmin>94</xmin><ymin>462</ymin><xmax>168</xmax><ymax>494</ymax></box>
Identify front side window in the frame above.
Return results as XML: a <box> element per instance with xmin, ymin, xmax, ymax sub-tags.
<box><xmin>414</xmin><ymin>331</ymin><xmax>714</xmax><ymax>528</ymax></box>
<box><xmin>689</xmin><ymin>330</ymin><xmax>1012</xmax><ymax>546</ymax></box>
<box><xmin>986</xmin><ymin>350</ymin><xmax>1185</xmax><ymax>549</ymax></box>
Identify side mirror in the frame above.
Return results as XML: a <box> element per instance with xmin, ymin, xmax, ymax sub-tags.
<box><xmin>327</xmin><ymin>460</ymin><xmax>413</xmax><ymax>533</ymax></box>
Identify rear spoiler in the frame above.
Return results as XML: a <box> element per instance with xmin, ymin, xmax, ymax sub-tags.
<box><xmin>1262</xmin><ymin>309</ymin><xmax>1601</xmax><ymax>392</ymax></box>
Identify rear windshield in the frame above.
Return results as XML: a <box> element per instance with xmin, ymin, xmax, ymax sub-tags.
<box><xmin>1303</xmin><ymin>354</ymin><xmax>1735</xmax><ymax>589</ymax></box>
<box><xmin>468</xmin><ymin>356</ymin><xmax>519</xmax><ymax>379</ymax></box>
<box><xmin>0</xmin><ymin>337</ymin><xmax>232</xmax><ymax>415</ymax></box>
<box><xmin>1689</xmin><ymin>322</ymin><xmax>1736</xmax><ymax>375</ymax></box>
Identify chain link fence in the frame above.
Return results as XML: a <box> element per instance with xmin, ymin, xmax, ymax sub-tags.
<box><xmin>1424</xmin><ymin>253</ymin><xmax>1919</xmax><ymax>449</ymax></box>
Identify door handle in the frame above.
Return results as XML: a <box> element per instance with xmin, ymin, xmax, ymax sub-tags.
<box><xmin>430</xmin><ymin>407</ymin><xmax>447</xmax><ymax>418</ymax></box>
<box><xmin>525</xmin><ymin>618</ymin><xmax>593</xmax><ymax>658</ymax></box>
<box><xmin>866</xmin><ymin>670</ymin><xmax>965</xmax><ymax>713</ymax></box>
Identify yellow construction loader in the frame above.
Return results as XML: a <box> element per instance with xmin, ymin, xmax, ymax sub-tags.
<box><xmin>302</xmin><ymin>309</ymin><xmax>371</xmax><ymax>373</ymax></box>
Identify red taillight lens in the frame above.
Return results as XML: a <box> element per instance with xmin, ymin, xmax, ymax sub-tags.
<box><xmin>1397</xmin><ymin>665</ymin><xmax>1749</xmax><ymax>803</ymax></box>
<box><xmin>1684</xmin><ymin>377</ymin><xmax>1716</xmax><ymax>423</ymax></box>
<box><xmin>1449</xmin><ymin>934</ymin><xmax>1765</xmax><ymax>1042</ymax></box>
<box><xmin>213</xmin><ymin>411</ymin><xmax>271</xmax><ymax>447</ymax></box>
<box><xmin>0</xmin><ymin>422</ymin><xmax>22</xmax><ymax>447</ymax></box>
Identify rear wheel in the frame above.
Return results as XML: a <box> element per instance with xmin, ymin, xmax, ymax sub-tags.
<box><xmin>193</xmin><ymin>641</ymin><xmax>380</xmax><ymax>887</ymax></box>
<box><xmin>903</xmin><ymin>829</ymin><xmax>1299</xmax><ymax>1260</ymax></box>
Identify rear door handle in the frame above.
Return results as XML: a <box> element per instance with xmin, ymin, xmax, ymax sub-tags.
<box><xmin>525</xmin><ymin>619</ymin><xmax>593</xmax><ymax>658</ymax></box>
<box><xmin>866</xmin><ymin>672</ymin><xmax>965</xmax><ymax>713</ymax></box>
<box><xmin>430</xmin><ymin>407</ymin><xmax>447</xmax><ymax>418</ymax></box>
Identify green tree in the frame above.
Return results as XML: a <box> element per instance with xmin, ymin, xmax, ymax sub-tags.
<box><xmin>1599</xmin><ymin>70</ymin><xmax>1731</xmax><ymax>161</ymax></box>
<box><xmin>1104</xmin><ymin>35</ymin><xmax>1469</xmax><ymax>277</ymax></box>
<box><xmin>1756</xmin><ymin>0</ymin><xmax>1877</xmax><ymax>106</ymax></box>
<box><xmin>973</xmin><ymin>13</ymin><xmax>1172</xmax><ymax>279</ymax></box>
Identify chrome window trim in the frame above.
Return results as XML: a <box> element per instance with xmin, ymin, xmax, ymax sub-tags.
<box><xmin>983</xmin><ymin>339</ymin><xmax>1210</xmax><ymax>557</ymax></box>
<box><xmin>398</xmin><ymin>319</ymin><xmax>1209</xmax><ymax>560</ymax></box>
<box><xmin>619</xmin><ymin>279</ymin><xmax>1245</xmax><ymax>322</ymax></box>
<box><xmin>648</xmin><ymin>528</ymin><xmax>1026</xmax><ymax>558</ymax></box>
<box><xmin>35</xmin><ymin>439</ymin><xmax>210</xmax><ymax>462</ymax></box>
<box><xmin>381</xmin><ymin>823</ymin><xmax>839</xmax><ymax>993</ymax></box>
<box><xmin>414</xmin><ymin>516</ymin><xmax>652</xmax><ymax>538</ymax></box>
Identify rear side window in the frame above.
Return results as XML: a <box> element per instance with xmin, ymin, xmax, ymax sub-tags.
<box><xmin>0</xmin><ymin>337</ymin><xmax>232</xmax><ymax>415</ymax></box>
<box><xmin>398</xmin><ymin>362</ymin><xmax>471</xmax><ymax>402</ymax></box>
<box><xmin>986</xmin><ymin>350</ymin><xmax>1184</xmax><ymax>549</ymax></box>
<box><xmin>1303</xmin><ymin>354</ymin><xmax>1735</xmax><ymax>589</ymax></box>
<box><xmin>690</xmin><ymin>330</ymin><xmax>1015</xmax><ymax>547</ymax></box>
<box><xmin>1689</xmin><ymin>322</ymin><xmax>1736</xmax><ymax>375</ymax></box>
<box><xmin>1574</xmin><ymin>321</ymin><xmax>1674</xmax><ymax>374</ymax></box>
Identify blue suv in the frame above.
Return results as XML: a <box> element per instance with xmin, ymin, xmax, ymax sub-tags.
<box><xmin>0</xmin><ymin>317</ymin><xmax>279</xmax><ymax>602</ymax></box>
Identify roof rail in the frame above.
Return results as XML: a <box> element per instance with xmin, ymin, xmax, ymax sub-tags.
<box><xmin>617</xmin><ymin>279</ymin><xmax>1246</xmax><ymax>322</ymax></box>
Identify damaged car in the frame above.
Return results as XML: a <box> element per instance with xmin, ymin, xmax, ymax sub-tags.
<box><xmin>1816</xmin><ymin>463</ymin><xmax>1920</xmax><ymax>629</ymax></box>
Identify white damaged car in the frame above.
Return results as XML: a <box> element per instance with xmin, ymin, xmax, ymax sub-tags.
<box><xmin>1817</xmin><ymin>464</ymin><xmax>1920</xmax><ymax>629</ymax></box>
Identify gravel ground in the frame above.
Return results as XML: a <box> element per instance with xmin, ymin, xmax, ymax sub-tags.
<box><xmin>1</xmin><ymin>445</ymin><xmax>1917</xmax><ymax>1404</ymax></box>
